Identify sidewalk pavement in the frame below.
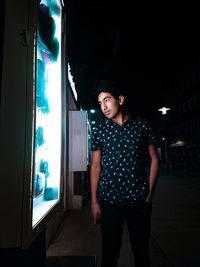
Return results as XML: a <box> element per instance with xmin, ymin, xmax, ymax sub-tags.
<box><xmin>47</xmin><ymin>166</ymin><xmax>200</xmax><ymax>267</ymax></box>
<box><xmin>151</xmin><ymin>167</ymin><xmax>200</xmax><ymax>267</ymax></box>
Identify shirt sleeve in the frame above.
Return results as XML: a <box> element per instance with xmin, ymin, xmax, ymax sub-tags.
<box><xmin>146</xmin><ymin>120</ymin><xmax>157</xmax><ymax>145</ymax></box>
<box><xmin>90</xmin><ymin>125</ymin><xmax>102</xmax><ymax>151</ymax></box>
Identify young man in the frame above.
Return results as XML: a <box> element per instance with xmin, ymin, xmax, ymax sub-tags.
<box><xmin>90</xmin><ymin>81</ymin><xmax>160</xmax><ymax>267</ymax></box>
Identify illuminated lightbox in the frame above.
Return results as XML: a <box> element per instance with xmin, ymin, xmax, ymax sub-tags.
<box><xmin>32</xmin><ymin>0</ymin><xmax>62</xmax><ymax>227</ymax></box>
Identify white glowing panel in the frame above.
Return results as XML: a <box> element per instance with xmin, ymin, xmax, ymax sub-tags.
<box><xmin>32</xmin><ymin>0</ymin><xmax>62</xmax><ymax>227</ymax></box>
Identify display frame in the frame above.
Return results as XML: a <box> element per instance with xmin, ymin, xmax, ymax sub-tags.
<box><xmin>21</xmin><ymin>0</ymin><xmax>64</xmax><ymax>248</ymax></box>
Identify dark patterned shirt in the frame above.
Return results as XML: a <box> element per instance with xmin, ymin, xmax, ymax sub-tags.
<box><xmin>91</xmin><ymin>116</ymin><xmax>157</xmax><ymax>204</ymax></box>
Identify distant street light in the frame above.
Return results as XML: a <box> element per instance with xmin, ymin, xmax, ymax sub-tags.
<box><xmin>158</xmin><ymin>106</ymin><xmax>170</xmax><ymax>115</ymax></box>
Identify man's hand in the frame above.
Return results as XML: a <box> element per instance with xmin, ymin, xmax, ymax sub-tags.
<box><xmin>145</xmin><ymin>192</ymin><xmax>153</xmax><ymax>204</ymax></box>
<box><xmin>91</xmin><ymin>202</ymin><xmax>101</xmax><ymax>226</ymax></box>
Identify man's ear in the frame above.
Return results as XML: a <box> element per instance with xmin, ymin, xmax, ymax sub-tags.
<box><xmin>118</xmin><ymin>95</ymin><xmax>125</xmax><ymax>105</ymax></box>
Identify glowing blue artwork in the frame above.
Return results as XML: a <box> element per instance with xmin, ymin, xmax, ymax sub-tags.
<box><xmin>32</xmin><ymin>0</ymin><xmax>62</xmax><ymax>227</ymax></box>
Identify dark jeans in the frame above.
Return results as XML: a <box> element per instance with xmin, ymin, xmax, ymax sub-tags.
<box><xmin>100</xmin><ymin>200</ymin><xmax>152</xmax><ymax>267</ymax></box>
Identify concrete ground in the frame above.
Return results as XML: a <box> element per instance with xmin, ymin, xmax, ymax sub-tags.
<box><xmin>47</xmin><ymin>166</ymin><xmax>200</xmax><ymax>267</ymax></box>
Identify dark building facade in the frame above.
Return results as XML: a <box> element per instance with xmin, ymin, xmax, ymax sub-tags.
<box><xmin>154</xmin><ymin>66</ymin><xmax>200</xmax><ymax>170</ymax></box>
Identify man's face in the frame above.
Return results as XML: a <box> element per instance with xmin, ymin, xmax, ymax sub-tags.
<box><xmin>98</xmin><ymin>92</ymin><xmax>123</xmax><ymax>120</ymax></box>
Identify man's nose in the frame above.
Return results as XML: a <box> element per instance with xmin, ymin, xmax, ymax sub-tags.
<box><xmin>101</xmin><ymin>103</ymin><xmax>106</xmax><ymax>111</ymax></box>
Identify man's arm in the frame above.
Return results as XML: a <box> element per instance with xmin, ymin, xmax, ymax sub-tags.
<box><xmin>90</xmin><ymin>149</ymin><xmax>102</xmax><ymax>224</ymax></box>
<box><xmin>146</xmin><ymin>144</ymin><xmax>160</xmax><ymax>203</ymax></box>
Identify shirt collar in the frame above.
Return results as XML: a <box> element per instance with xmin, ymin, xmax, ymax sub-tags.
<box><xmin>105</xmin><ymin>113</ymin><xmax>134</xmax><ymax>127</ymax></box>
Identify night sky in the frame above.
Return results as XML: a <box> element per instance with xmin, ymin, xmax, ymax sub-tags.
<box><xmin>66</xmin><ymin>2</ymin><xmax>200</xmax><ymax>118</ymax></box>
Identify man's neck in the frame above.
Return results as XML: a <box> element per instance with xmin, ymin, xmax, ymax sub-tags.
<box><xmin>111</xmin><ymin>111</ymin><xmax>128</xmax><ymax>126</ymax></box>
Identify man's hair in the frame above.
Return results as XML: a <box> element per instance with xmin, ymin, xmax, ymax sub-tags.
<box><xmin>94</xmin><ymin>80</ymin><xmax>124</xmax><ymax>100</ymax></box>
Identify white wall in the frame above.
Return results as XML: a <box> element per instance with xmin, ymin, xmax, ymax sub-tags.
<box><xmin>67</xmin><ymin>110</ymin><xmax>88</xmax><ymax>209</ymax></box>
